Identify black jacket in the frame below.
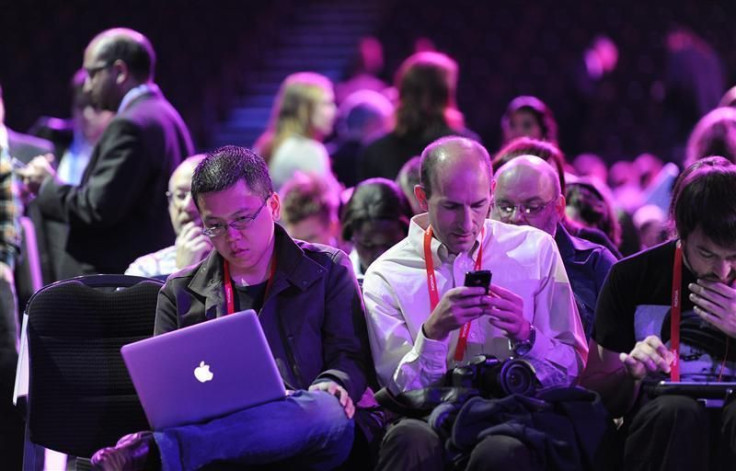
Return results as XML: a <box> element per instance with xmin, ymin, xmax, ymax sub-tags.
<box><xmin>36</xmin><ymin>88</ymin><xmax>192</xmax><ymax>276</ymax></box>
<box><xmin>154</xmin><ymin>225</ymin><xmax>373</xmax><ymax>401</ymax></box>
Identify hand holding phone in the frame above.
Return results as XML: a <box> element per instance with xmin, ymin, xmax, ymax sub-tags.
<box><xmin>464</xmin><ymin>270</ymin><xmax>492</xmax><ymax>294</ymax></box>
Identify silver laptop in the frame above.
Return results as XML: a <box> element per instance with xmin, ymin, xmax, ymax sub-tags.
<box><xmin>121</xmin><ymin>309</ymin><xmax>286</xmax><ymax>430</ymax></box>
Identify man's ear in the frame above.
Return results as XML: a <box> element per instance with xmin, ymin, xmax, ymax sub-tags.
<box><xmin>269</xmin><ymin>192</ymin><xmax>281</xmax><ymax>222</ymax></box>
<box><xmin>112</xmin><ymin>59</ymin><xmax>129</xmax><ymax>85</ymax></box>
<box><xmin>414</xmin><ymin>185</ymin><xmax>429</xmax><ymax>212</ymax></box>
<box><xmin>555</xmin><ymin>194</ymin><xmax>566</xmax><ymax>219</ymax></box>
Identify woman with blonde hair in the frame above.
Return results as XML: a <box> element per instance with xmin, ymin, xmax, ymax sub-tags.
<box><xmin>254</xmin><ymin>72</ymin><xmax>336</xmax><ymax>190</ymax></box>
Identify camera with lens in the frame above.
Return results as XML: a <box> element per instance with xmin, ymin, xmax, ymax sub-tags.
<box><xmin>450</xmin><ymin>354</ymin><xmax>539</xmax><ymax>398</ymax></box>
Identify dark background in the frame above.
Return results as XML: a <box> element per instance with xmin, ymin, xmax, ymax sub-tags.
<box><xmin>1</xmin><ymin>0</ymin><xmax>733</xmax><ymax>164</ymax></box>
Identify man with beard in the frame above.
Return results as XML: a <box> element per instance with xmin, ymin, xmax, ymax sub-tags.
<box><xmin>583</xmin><ymin>156</ymin><xmax>736</xmax><ymax>470</ymax></box>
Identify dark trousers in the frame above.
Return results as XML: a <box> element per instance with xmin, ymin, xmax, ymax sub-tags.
<box><xmin>625</xmin><ymin>394</ymin><xmax>736</xmax><ymax>471</ymax></box>
<box><xmin>375</xmin><ymin>418</ymin><xmax>539</xmax><ymax>471</ymax></box>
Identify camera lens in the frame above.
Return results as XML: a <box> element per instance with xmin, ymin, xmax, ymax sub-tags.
<box><xmin>499</xmin><ymin>360</ymin><xmax>535</xmax><ymax>396</ymax></box>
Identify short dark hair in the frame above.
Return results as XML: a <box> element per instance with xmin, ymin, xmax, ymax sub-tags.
<box><xmin>341</xmin><ymin>178</ymin><xmax>412</xmax><ymax>241</ymax></box>
<box><xmin>191</xmin><ymin>146</ymin><xmax>273</xmax><ymax>210</ymax></box>
<box><xmin>501</xmin><ymin>95</ymin><xmax>558</xmax><ymax>144</ymax></box>
<box><xmin>672</xmin><ymin>156</ymin><xmax>736</xmax><ymax>246</ymax></box>
<box><xmin>95</xmin><ymin>28</ymin><xmax>156</xmax><ymax>81</ymax></box>
<box><xmin>420</xmin><ymin>136</ymin><xmax>491</xmax><ymax>199</ymax></box>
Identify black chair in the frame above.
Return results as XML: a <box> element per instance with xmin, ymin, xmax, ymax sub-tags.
<box><xmin>23</xmin><ymin>274</ymin><xmax>163</xmax><ymax>469</ymax></box>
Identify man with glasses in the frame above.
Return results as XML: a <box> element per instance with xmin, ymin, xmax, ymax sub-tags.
<box><xmin>126</xmin><ymin>154</ymin><xmax>211</xmax><ymax>280</ymax></box>
<box><xmin>362</xmin><ymin>137</ymin><xmax>586</xmax><ymax>470</ymax></box>
<box><xmin>92</xmin><ymin>146</ymin><xmax>373</xmax><ymax>471</ymax></box>
<box><xmin>20</xmin><ymin>28</ymin><xmax>192</xmax><ymax>278</ymax></box>
<box><xmin>491</xmin><ymin>155</ymin><xmax>616</xmax><ymax>339</ymax></box>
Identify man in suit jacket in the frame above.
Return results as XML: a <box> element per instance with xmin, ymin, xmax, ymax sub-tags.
<box><xmin>22</xmin><ymin>28</ymin><xmax>193</xmax><ymax>277</ymax></box>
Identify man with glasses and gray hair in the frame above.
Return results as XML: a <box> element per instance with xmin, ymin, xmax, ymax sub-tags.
<box><xmin>92</xmin><ymin>145</ymin><xmax>373</xmax><ymax>471</ymax></box>
<box><xmin>490</xmin><ymin>155</ymin><xmax>616</xmax><ymax>339</ymax></box>
<box><xmin>125</xmin><ymin>154</ymin><xmax>211</xmax><ymax>280</ymax></box>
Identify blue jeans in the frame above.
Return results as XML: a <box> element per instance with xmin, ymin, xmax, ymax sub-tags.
<box><xmin>154</xmin><ymin>390</ymin><xmax>354</xmax><ymax>471</ymax></box>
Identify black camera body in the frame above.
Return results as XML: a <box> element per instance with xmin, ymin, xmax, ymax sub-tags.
<box><xmin>450</xmin><ymin>354</ymin><xmax>538</xmax><ymax>398</ymax></box>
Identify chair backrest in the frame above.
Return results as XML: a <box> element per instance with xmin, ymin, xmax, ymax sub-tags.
<box><xmin>26</xmin><ymin>274</ymin><xmax>163</xmax><ymax>458</ymax></box>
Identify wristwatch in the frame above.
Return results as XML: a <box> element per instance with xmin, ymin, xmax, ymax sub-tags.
<box><xmin>510</xmin><ymin>324</ymin><xmax>536</xmax><ymax>357</ymax></box>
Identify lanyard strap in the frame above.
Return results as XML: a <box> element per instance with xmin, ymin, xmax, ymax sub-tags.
<box><xmin>424</xmin><ymin>226</ymin><xmax>483</xmax><ymax>361</ymax></box>
<box><xmin>670</xmin><ymin>241</ymin><xmax>683</xmax><ymax>382</ymax></box>
<box><xmin>223</xmin><ymin>253</ymin><xmax>278</xmax><ymax>315</ymax></box>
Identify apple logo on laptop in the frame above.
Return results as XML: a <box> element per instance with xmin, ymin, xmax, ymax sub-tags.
<box><xmin>194</xmin><ymin>361</ymin><xmax>214</xmax><ymax>383</ymax></box>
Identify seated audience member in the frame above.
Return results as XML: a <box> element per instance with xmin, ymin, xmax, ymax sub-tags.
<box><xmin>565</xmin><ymin>176</ymin><xmax>626</xmax><ymax>253</ymax></box>
<box><xmin>395</xmin><ymin>155</ymin><xmax>422</xmax><ymax>215</ymax></box>
<box><xmin>92</xmin><ymin>146</ymin><xmax>372</xmax><ymax>471</ymax></box>
<box><xmin>632</xmin><ymin>204</ymin><xmax>668</xmax><ymax>249</ymax></box>
<box><xmin>491</xmin><ymin>155</ymin><xmax>616</xmax><ymax>339</ymax></box>
<box><xmin>500</xmin><ymin>95</ymin><xmax>559</xmax><ymax>145</ymax></box>
<box><xmin>126</xmin><ymin>154</ymin><xmax>210</xmax><ymax>279</ymax></box>
<box><xmin>340</xmin><ymin>178</ymin><xmax>411</xmax><ymax>280</ymax></box>
<box><xmin>493</xmin><ymin>137</ymin><xmax>621</xmax><ymax>257</ymax></box>
<box><xmin>684</xmin><ymin>106</ymin><xmax>736</xmax><ymax>167</ymax></box>
<box><xmin>254</xmin><ymin>72</ymin><xmax>336</xmax><ymax>191</ymax></box>
<box><xmin>362</xmin><ymin>137</ymin><xmax>586</xmax><ymax>470</ymax></box>
<box><xmin>331</xmin><ymin>90</ymin><xmax>393</xmax><ymax>188</ymax></box>
<box><xmin>359</xmin><ymin>51</ymin><xmax>480</xmax><ymax>181</ymax></box>
<box><xmin>280</xmin><ymin>171</ymin><xmax>341</xmax><ymax>246</ymax></box>
<box><xmin>582</xmin><ymin>156</ymin><xmax>736</xmax><ymax>470</ymax></box>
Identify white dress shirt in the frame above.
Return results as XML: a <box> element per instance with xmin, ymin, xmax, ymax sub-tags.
<box><xmin>362</xmin><ymin>214</ymin><xmax>587</xmax><ymax>393</ymax></box>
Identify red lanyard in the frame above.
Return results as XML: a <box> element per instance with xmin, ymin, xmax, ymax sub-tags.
<box><xmin>670</xmin><ymin>241</ymin><xmax>683</xmax><ymax>381</ymax></box>
<box><xmin>222</xmin><ymin>253</ymin><xmax>277</xmax><ymax>315</ymax></box>
<box><xmin>424</xmin><ymin>226</ymin><xmax>484</xmax><ymax>361</ymax></box>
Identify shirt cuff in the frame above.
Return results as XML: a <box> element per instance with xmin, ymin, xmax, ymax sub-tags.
<box><xmin>416</xmin><ymin>324</ymin><xmax>449</xmax><ymax>370</ymax></box>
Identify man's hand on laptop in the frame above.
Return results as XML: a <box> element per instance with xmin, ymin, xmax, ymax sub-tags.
<box><xmin>619</xmin><ymin>335</ymin><xmax>674</xmax><ymax>381</ymax></box>
<box><xmin>309</xmin><ymin>381</ymin><xmax>355</xmax><ymax>419</ymax></box>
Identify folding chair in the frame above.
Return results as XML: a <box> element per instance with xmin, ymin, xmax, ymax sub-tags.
<box><xmin>22</xmin><ymin>274</ymin><xmax>163</xmax><ymax>470</ymax></box>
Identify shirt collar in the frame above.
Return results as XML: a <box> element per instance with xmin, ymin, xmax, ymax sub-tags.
<box><xmin>118</xmin><ymin>83</ymin><xmax>159</xmax><ymax>113</ymax></box>
<box><xmin>409</xmin><ymin>213</ymin><xmax>486</xmax><ymax>265</ymax></box>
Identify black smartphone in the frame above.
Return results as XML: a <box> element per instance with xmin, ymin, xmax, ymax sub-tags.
<box><xmin>464</xmin><ymin>270</ymin><xmax>492</xmax><ymax>294</ymax></box>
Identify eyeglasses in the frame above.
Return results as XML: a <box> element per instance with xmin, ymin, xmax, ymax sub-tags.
<box><xmin>85</xmin><ymin>63</ymin><xmax>111</xmax><ymax>80</ymax></box>
<box><xmin>202</xmin><ymin>197</ymin><xmax>270</xmax><ymax>238</ymax></box>
<box><xmin>493</xmin><ymin>199</ymin><xmax>555</xmax><ymax>218</ymax></box>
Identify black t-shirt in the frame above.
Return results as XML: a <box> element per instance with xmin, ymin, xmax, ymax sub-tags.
<box><xmin>234</xmin><ymin>280</ymin><xmax>268</xmax><ymax>313</ymax></box>
<box><xmin>595</xmin><ymin>240</ymin><xmax>736</xmax><ymax>380</ymax></box>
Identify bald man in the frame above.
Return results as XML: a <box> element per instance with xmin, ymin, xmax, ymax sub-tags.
<box><xmin>126</xmin><ymin>155</ymin><xmax>211</xmax><ymax>279</ymax></box>
<box><xmin>491</xmin><ymin>155</ymin><xmax>617</xmax><ymax>339</ymax></box>
<box><xmin>363</xmin><ymin>137</ymin><xmax>586</xmax><ymax>470</ymax></box>
<box><xmin>21</xmin><ymin>28</ymin><xmax>193</xmax><ymax>277</ymax></box>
